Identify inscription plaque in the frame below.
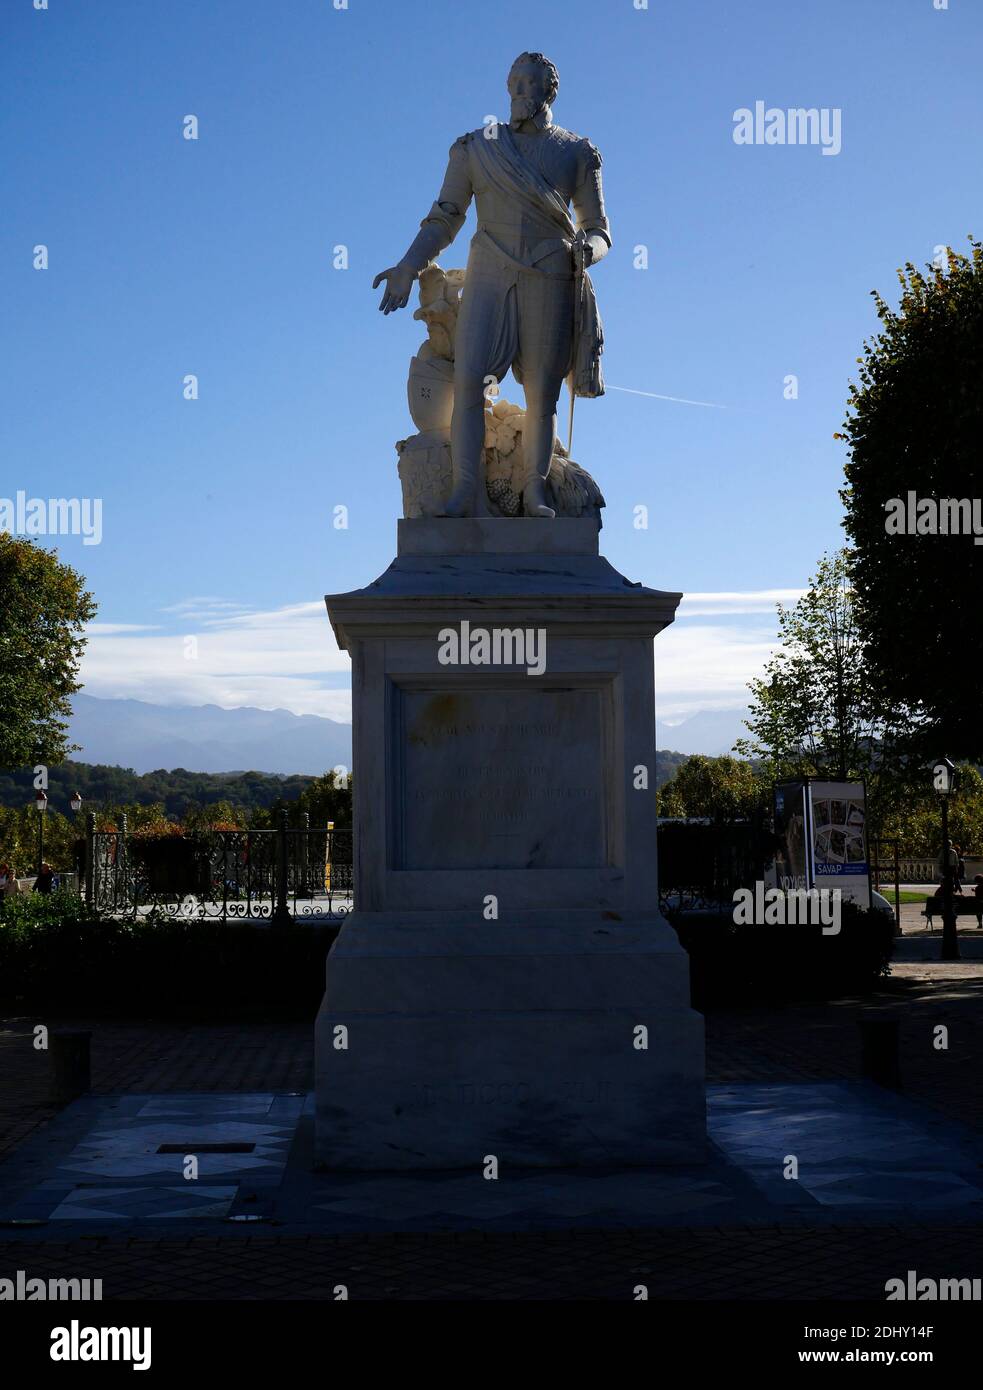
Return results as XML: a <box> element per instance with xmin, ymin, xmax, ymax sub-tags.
<box><xmin>399</xmin><ymin>686</ymin><xmax>606</xmax><ymax>870</ymax></box>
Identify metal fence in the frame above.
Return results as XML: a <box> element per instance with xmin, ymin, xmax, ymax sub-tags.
<box><xmin>657</xmin><ymin>819</ymin><xmax>779</xmax><ymax>914</ymax></box>
<box><xmin>85</xmin><ymin>812</ymin><xmax>353</xmax><ymax>923</ymax></box>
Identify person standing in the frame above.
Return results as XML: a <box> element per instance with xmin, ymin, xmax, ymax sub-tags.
<box><xmin>0</xmin><ymin>863</ymin><xmax>19</xmax><ymax>899</ymax></box>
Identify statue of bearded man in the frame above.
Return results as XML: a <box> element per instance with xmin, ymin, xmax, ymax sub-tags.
<box><xmin>373</xmin><ymin>52</ymin><xmax>611</xmax><ymax>519</ymax></box>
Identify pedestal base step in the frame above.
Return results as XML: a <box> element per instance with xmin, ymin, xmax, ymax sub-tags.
<box><xmin>315</xmin><ymin>1005</ymin><xmax>706</xmax><ymax>1170</ymax></box>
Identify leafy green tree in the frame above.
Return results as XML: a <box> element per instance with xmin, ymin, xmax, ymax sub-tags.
<box><xmin>735</xmin><ymin>552</ymin><xmax>921</xmax><ymax>838</ymax></box>
<box><xmin>878</xmin><ymin>762</ymin><xmax>983</xmax><ymax>858</ymax></box>
<box><xmin>0</xmin><ymin>804</ymin><xmax>81</xmax><ymax>877</ymax></box>
<box><xmin>181</xmin><ymin>800</ymin><xmax>248</xmax><ymax>832</ymax></box>
<box><xmin>0</xmin><ymin>536</ymin><xmax>96</xmax><ymax>769</ymax></box>
<box><xmin>839</xmin><ymin>240</ymin><xmax>983</xmax><ymax>761</ymax></box>
<box><xmin>296</xmin><ymin>770</ymin><xmax>352</xmax><ymax>827</ymax></box>
<box><xmin>255</xmin><ymin>770</ymin><xmax>353</xmax><ymax>829</ymax></box>
<box><xmin>0</xmin><ymin>764</ymin><xmax>327</xmax><ymax>821</ymax></box>
<box><xmin>658</xmin><ymin>755</ymin><xmax>767</xmax><ymax>823</ymax></box>
<box><xmin>737</xmin><ymin>553</ymin><xmax>902</xmax><ymax>780</ymax></box>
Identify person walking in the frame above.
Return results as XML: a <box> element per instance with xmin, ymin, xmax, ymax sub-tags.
<box><xmin>33</xmin><ymin>862</ymin><xmax>55</xmax><ymax>894</ymax></box>
<box><xmin>952</xmin><ymin>845</ymin><xmax>966</xmax><ymax>892</ymax></box>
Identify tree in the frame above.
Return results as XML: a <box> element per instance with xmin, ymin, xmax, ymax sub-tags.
<box><xmin>839</xmin><ymin>240</ymin><xmax>983</xmax><ymax>761</ymax></box>
<box><xmin>657</xmin><ymin>755</ymin><xmax>767</xmax><ymax>823</ymax></box>
<box><xmin>181</xmin><ymin>800</ymin><xmax>248</xmax><ymax>832</ymax></box>
<box><xmin>877</xmin><ymin>762</ymin><xmax>983</xmax><ymax>858</ymax></box>
<box><xmin>256</xmin><ymin>770</ymin><xmax>353</xmax><ymax>829</ymax></box>
<box><xmin>0</xmin><ymin>536</ymin><xmax>96</xmax><ymax>769</ymax></box>
<box><xmin>735</xmin><ymin>551</ymin><xmax>917</xmax><ymax>836</ymax></box>
<box><xmin>0</xmin><ymin>804</ymin><xmax>80</xmax><ymax>877</ymax></box>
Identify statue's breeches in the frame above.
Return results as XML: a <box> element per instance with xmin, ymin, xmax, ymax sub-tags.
<box><xmin>453</xmin><ymin>239</ymin><xmax>575</xmax><ymax>407</ymax></box>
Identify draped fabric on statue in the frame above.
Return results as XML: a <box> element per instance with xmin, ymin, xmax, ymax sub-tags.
<box><xmin>468</xmin><ymin>126</ymin><xmax>605</xmax><ymax>399</ymax></box>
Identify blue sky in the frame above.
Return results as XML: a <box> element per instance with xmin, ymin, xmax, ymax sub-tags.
<box><xmin>4</xmin><ymin>0</ymin><xmax>982</xmax><ymax>740</ymax></box>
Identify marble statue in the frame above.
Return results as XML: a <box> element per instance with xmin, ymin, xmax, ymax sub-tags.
<box><xmin>316</xmin><ymin>57</ymin><xmax>705</xmax><ymax>1173</ymax></box>
<box><xmin>398</xmin><ymin>264</ymin><xmax>605</xmax><ymax>523</ymax></box>
<box><xmin>373</xmin><ymin>51</ymin><xmax>611</xmax><ymax>519</ymax></box>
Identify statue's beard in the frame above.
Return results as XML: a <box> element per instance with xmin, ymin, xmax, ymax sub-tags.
<box><xmin>509</xmin><ymin>95</ymin><xmax>540</xmax><ymax>127</ymax></box>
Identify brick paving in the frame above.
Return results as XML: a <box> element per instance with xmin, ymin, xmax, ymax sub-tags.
<box><xmin>0</xmin><ymin>1224</ymin><xmax>979</xmax><ymax>1300</ymax></box>
<box><xmin>2</xmin><ymin>963</ymin><xmax>982</xmax><ymax>1299</ymax></box>
<box><xmin>0</xmin><ymin>1020</ymin><xmax>311</xmax><ymax>1159</ymax></box>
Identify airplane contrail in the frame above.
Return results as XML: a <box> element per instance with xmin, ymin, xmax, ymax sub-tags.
<box><xmin>605</xmin><ymin>384</ymin><xmax>727</xmax><ymax>409</ymax></box>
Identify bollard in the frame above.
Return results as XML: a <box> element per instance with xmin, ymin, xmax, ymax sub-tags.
<box><xmin>858</xmin><ymin>1013</ymin><xmax>901</xmax><ymax>1089</ymax></box>
<box><xmin>49</xmin><ymin>1029</ymin><xmax>92</xmax><ymax>1104</ymax></box>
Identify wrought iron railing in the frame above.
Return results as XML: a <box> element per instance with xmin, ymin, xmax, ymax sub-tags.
<box><xmin>656</xmin><ymin>819</ymin><xmax>776</xmax><ymax>916</ymax></box>
<box><xmin>84</xmin><ymin>812</ymin><xmax>353</xmax><ymax>923</ymax></box>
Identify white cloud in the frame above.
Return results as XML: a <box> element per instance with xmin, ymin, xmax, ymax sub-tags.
<box><xmin>86</xmin><ymin>622</ymin><xmax>162</xmax><ymax>634</ymax></box>
<box><xmin>80</xmin><ymin>593</ymin><xmax>784</xmax><ymax>731</ymax></box>
<box><xmin>159</xmin><ymin>596</ymin><xmax>252</xmax><ymax>621</ymax></box>
<box><xmin>678</xmin><ymin>589</ymin><xmax>804</xmax><ymax>617</ymax></box>
<box><xmin>81</xmin><ymin>600</ymin><xmax>352</xmax><ymax>721</ymax></box>
<box><xmin>655</xmin><ymin>620</ymin><xmax>778</xmax><ymax>721</ymax></box>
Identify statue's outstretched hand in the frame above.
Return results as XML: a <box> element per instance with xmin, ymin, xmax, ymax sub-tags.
<box><xmin>373</xmin><ymin>263</ymin><xmax>415</xmax><ymax>314</ymax></box>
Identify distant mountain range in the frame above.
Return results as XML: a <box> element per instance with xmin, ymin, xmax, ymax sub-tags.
<box><xmin>68</xmin><ymin>695</ymin><xmax>352</xmax><ymax>776</ymax></box>
<box><xmin>655</xmin><ymin>707</ymin><xmax>748</xmax><ymax>756</ymax></box>
<box><xmin>62</xmin><ymin>695</ymin><xmax>744</xmax><ymax>777</ymax></box>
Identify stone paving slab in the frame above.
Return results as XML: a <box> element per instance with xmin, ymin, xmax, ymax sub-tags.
<box><xmin>2</xmin><ymin>1083</ymin><xmax>981</xmax><ymax>1237</ymax></box>
<box><xmin>3</xmin><ymin>968</ymin><xmax>982</xmax><ymax>1299</ymax></box>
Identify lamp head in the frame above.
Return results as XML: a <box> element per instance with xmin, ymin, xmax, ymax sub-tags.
<box><xmin>933</xmin><ymin>757</ymin><xmax>957</xmax><ymax>797</ymax></box>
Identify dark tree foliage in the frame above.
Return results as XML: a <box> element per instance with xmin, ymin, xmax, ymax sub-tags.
<box><xmin>0</xmin><ymin>536</ymin><xmax>96</xmax><ymax>768</ymax></box>
<box><xmin>839</xmin><ymin>239</ymin><xmax>983</xmax><ymax>761</ymax></box>
<box><xmin>0</xmin><ymin>762</ymin><xmax>321</xmax><ymax>820</ymax></box>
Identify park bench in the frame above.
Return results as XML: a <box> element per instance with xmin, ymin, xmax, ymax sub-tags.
<box><xmin>922</xmin><ymin>897</ymin><xmax>983</xmax><ymax>930</ymax></box>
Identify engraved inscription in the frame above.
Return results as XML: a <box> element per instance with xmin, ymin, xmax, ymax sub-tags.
<box><xmin>408</xmin><ymin>1080</ymin><xmax>613</xmax><ymax>1107</ymax></box>
<box><xmin>400</xmin><ymin>688</ymin><xmax>605</xmax><ymax>870</ymax></box>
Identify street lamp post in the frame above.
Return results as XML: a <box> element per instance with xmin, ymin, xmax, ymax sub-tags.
<box><xmin>933</xmin><ymin>757</ymin><xmax>959</xmax><ymax>962</ymax></box>
<box><xmin>70</xmin><ymin>793</ymin><xmax>84</xmax><ymax>895</ymax></box>
<box><xmin>35</xmin><ymin>789</ymin><xmax>48</xmax><ymax>875</ymax></box>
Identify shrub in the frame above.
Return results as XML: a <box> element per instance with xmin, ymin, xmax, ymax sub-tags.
<box><xmin>0</xmin><ymin>891</ymin><xmax>336</xmax><ymax>1020</ymax></box>
<box><xmin>668</xmin><ymin>900</ymin><xmax>894</xmax><ymax>1007</ymax></box>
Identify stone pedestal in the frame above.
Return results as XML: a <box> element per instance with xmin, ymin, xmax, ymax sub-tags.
<box><xmin>315</xmin><ymin>518</ymin><xmax>706</xmax><ymax>1168</ymax></box>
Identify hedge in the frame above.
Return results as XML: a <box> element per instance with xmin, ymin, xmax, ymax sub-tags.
<box><xmin>668</xmin><ymin>901</ymin><xmax>895</xmax><ymax>1007</ymax></box>
<box><xmin>0</xmin><ymin>891</ymin><xmax>336</xmax><ymax>1020</ymax></box>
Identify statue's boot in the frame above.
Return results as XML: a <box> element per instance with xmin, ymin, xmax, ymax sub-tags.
<box><xmin>521</xmin><ymin>473</ymin><xmax>555</xmax><ymax>519</ymax></box>
<box><xmin>441</xmin><ymin>474</ymin><xmax>493</xmax><ymax>517</ymax></box>
<box><xmin>443</xmin><ymin>376</ymin><xmax>494</xmax><ymax>516</ymax></box>
<box><xmin>440</xmin><ymin>444</ymin><xmax>492</xmax><ymax>517</ymax></box>
<box><xmin>521</xmin><ymin>404</ymin><xmax>557</xmax><ymax>518</ymax></box>
<box><xmin>440</xmin><ymin>487</ymin><xmax>473</xmax><ymax>518</ymax></box>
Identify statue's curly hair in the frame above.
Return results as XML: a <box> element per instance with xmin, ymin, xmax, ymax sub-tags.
<box><xmin>508</xmin><ymin>52</ymin><xmax>559</xmax><ymax>107</ymax></box>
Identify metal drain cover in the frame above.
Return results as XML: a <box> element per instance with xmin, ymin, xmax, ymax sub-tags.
<box><xmin>157</xmin><ymin>1143</ymin><xmax>256</xmax><ymax>1154</ymax></box>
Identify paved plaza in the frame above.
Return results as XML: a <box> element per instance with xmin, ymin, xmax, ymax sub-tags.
<box><xmin>2</xmin><ymin>957</ymin><xmax>981</xmax><ymax>1299</ymax></box>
